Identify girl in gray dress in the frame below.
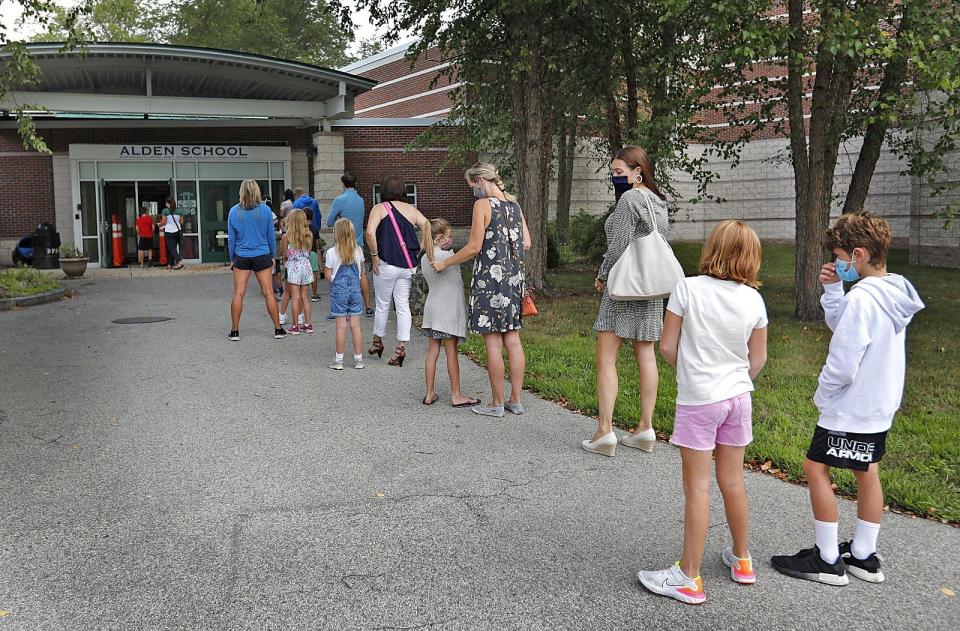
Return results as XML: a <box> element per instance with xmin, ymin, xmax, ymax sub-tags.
<box><xmin>430</xmin><ymin>162</ymin><xmax>532</xmax><ymax>418</ymax></box>
<box><xmin>420</xmin><ymin>218</ymin><xmax>481</xmax><ymax>408</ymax></box>
<box><xmin>583</xmin><ymin>145</ymin><xmax>669</xmax><ymax>457</ymax></box>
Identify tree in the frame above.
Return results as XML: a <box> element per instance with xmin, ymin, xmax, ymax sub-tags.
<box><xmin>29</xmin><ymin>1</ymin><xmax>354</xmax><ymax>68</ymax></box>
<box><xmin>31</xmin><ymin>0</ymin><xmax>164</xmax><ymax>43</ymax></box>
<box><xmin>167</xmin><ymin>1</ymin><xmax>353</xmax><ymax>68</ymax></box>
<box><xmin>336</xmin><ymin>0</ymin><xmax>575</xmax><ymax>290</ymax></box>
<box><xmin>771</xmin><ymin>1</ymin><xmax>960</xmax><ymax>319</ymax></box>
<box><xmin>554</xmin><ymin>118</ymin><xmax>576</xmax><ymax>242</ymax></box>
<box><xmin>1</xmin><ymin>0</ymin><xmax>87</xmax><ymax>152</ymax></box>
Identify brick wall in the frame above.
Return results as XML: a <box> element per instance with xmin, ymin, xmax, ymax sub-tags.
<box><xmin>337</xmin><ymin>126</ymin><xmax>475</xmax><ymax>226</ymax></box>
<box><xmin>0</xmin><ymin>143</ymin><xmax>56</xmax><ymax>239</ymax></box>
<box><xmin>352</xmin><ymin>46</ymin><xmax>455</xmax><ymax>119</ymax></box>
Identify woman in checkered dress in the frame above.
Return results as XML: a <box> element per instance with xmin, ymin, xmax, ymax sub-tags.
<box><xmin>582</xmin><ymin>145</ymin><xmax>670</xmax><ymax>457</ymax></box>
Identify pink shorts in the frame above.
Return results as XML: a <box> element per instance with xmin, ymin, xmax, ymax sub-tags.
<box><xmin>669</xmin><ymin>392</ymin><xmax>753</xmax><ymax>451</ymax></box>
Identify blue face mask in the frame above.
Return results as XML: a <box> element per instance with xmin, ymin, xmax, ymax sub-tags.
<box><xmin>612</xmin><ymin>175</ymin><xmax>631</xmax><ymax>202</ymax></box>
<box><xmin>835</xmin><ymin>255</ymin><xmax>861</xmax><ymax>282</ymax></box>
<box><xmin>472</xmin><ymin>184</ymin><xmax>486</xmax><ymax>198</ymax></box>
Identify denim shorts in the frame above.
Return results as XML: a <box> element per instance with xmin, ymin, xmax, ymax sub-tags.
<box><xmin>327</xmin><ymin>287</ymin><xmax>363</xmax><ymax>319</ymax></box>
<box><xmin>670</xmin><ymin>392</ymin><xmax>753</xmax><ymax>451</ymax></box>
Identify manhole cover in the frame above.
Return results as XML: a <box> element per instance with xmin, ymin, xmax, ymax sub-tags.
<box><xmin>111</xmin><ymin>317</ymin><xmax>174</xmax><ymax>324</ymax></box>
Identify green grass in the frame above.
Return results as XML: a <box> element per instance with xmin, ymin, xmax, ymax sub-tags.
<box><xmin>461</xmin><ymin>245</ymin><xmax>960</xmax><ymax>522</ymax></box>
<box><xmin>0</xmin><ymin>268</ymin><xmax>60</xmax><ymax>299</ymax></box>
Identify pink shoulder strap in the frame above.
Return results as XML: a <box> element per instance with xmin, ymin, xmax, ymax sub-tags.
<box><xmin>384</xmin><ymin>202</ymin><xmax>415</xmax><ymax>269</ymax></box>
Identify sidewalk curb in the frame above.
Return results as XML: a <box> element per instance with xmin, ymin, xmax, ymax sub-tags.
<box><xmin>0</xmin><ymin>286</ymin><xmax>67</xmax><ymax>311</ymax></box>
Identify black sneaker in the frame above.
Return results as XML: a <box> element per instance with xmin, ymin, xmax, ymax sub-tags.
<box><xmin>228</xmin><ymin>330</ymin><xmax>240</xmax><ymax>341</ymax></box>
<box><xmin>771</xmin><ymin>545</ymin><xmax>849</xmax><ymax>586</ymax></box>
<box><xmin>310</xmin><ymin>294</ymin><xmax>321</xmax><ymax>302</ymax></box>
<box><xmin>839</xmin><ymin>541</ymin><xmax>885</xmax><ymax>583</ymax></box>
<box><xmin>274</xmin><ymin>327</ymin><xmax>287</xmax><ymax>339</ymax></box>
<box><xmin>365</xmin><ymin>308</ymin><xmax>374</xmax><ymax>317</ymax></box>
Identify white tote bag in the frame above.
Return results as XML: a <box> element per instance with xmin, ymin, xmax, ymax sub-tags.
<box><xmin>607</xmin><ymin>191</ymin><xmax>685</xmax><ymax>301</ymax></box>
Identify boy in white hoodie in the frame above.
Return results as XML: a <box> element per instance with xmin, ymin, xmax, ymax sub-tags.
<box><xmin>772</xmin><ymin>211</ymin><xmax>924</xmax><ymax>586</ymax></box>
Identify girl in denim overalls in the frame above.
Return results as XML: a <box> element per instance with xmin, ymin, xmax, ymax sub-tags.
<box><xmin>325</xmin><ymin>219</ymin><xmax>366</xmax><ymax>370</ymax></box>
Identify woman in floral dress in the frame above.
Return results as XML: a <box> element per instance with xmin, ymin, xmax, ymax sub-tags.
<box><xmin>430</xmin><ymin>162</ymin><xmax>532</xmax><ymax>418</ymax></box>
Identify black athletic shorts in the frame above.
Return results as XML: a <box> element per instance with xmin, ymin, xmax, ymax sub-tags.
<box><xmin>806</xmin><ymin>426</ymin><xmax>887</xmax><ymax>471</ymax></box>
<box><xmin>137</xmin><ymin>237</ymin><xmax>153</xmax><ymax>251</ymax></box>
<box><xmin>232</xmin><ymin>254</ymin><xmax>273</xmax><ymax>272</ymax></box>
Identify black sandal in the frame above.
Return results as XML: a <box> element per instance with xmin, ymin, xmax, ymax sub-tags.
<box><xmin>422</xmin><ymin>395</ymin><xmax>439</xmax><ymax>405</ymax></box>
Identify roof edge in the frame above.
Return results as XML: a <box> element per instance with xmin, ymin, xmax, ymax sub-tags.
<box><xmin>339</xmin><ymin>39</ymin><xmax>416</xmax><ymax>74</ymax></box>
<box><xmin>10</xmin><ymin>42</ymin><xmax>378</xmax><ymax>90</ymax></box>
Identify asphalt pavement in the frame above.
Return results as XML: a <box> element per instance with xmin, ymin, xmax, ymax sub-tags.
<box><xmin>0</xmin><ymin>271</ymin><xmax>957</xmax><ymax>630</ymax></box>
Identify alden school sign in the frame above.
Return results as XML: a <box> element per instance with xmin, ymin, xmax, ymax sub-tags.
<box><xmin>118</xmin><ymin>145</ymin><xmax>251</xmax><ymax>159</ymax></box>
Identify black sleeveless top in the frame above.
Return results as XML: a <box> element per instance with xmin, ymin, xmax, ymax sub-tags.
<box><xmin>375</xmin><ymin>202</ymin><xmax>421</xmax><ymax>268</ymax></box>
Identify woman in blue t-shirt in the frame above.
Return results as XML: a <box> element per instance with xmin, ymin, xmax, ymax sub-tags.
<box><xmin>226</xmin><ymin>179</ymin><xmax>286</xmax><ymax>341</ymax></box>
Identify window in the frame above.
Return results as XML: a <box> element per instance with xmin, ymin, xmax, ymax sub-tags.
<box><xmin>372</xmin><ymin>183</ymin><xmax>417</xmax><ymax>206</ymax></box>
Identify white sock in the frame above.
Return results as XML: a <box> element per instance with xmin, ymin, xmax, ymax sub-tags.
<box><xmin>335</xmin><ymin>352</ymin><xmax>344</xmax><ymax>363</ymax></box>
<box><xmin>814</xmin><ymin>520</ymin><xmax>840</xmax><ymax>563</ymax></box>
<box><xmin>353</xmin><ymin>354</ymin><xmax>362</xmax><ymax>362</ymax></box>
<box><xmin>851</xmin><ymin>518</ymin><xmax>881</xmax><ymax>559</ymax></box>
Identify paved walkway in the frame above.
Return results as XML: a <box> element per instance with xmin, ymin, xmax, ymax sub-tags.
<box><xmin>0</xmin><ymin>274</ymin><xmax>957</xmax><ymax>630</ymax></box>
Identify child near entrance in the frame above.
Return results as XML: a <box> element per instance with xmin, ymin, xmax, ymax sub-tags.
<box><xmin>135</xmin><ymin>207</ymin><xmax>155</xmax><ymax>267</ymax></box>
<box><xmin>325</xmin><ymin>218</ymin><xmax>365</xmax><ymax>370</ymax></box>
<box><xmin>280</xmin><ymin>210</ymin><xmax>314</xmax><ymax>334</ymax></box>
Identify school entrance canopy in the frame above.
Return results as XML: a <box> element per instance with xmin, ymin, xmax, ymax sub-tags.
<box><xmin>0</xmin><ymin>42</ymin><xmax>377</xmax><ymax>122</ymax></box>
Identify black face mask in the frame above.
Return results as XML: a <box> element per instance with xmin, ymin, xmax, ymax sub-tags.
<box><xmin>612</xmin><ymin>175</ymin><xmax>631</xmax><ymax>202</ymax></box>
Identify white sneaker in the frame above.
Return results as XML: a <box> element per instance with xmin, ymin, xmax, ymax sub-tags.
<box><xmin>580</xmin><ymin>431</ymin><xmax>617</xmax><ymax>457</ymax></box>
<box><xmin>721</xmin><ymin>547</ymin><xmax>757</xmax><ymax>584</ymax></box>
<box><xmin>621</xmin><ymin>427</ymin><xmax>656</xmax><ymax>452</ymax></box>
<box><xmin>354</xmin><ymin>359</ymin><xmax>365</xmax><ymax>369</ymax></box>
<box><xmin>637</xmin><ymin>563</ymin><xmax>706</xmax><ymax>605</ymax></box>
<box><xmin>279</xmin><ymin>313</ymin><xmax>287</xmax><ymax>325</ymax></box>
<box><xmin>328</xmin><ymin>361</ymin><xmax>344</xmax><ymax>371</ymax></box>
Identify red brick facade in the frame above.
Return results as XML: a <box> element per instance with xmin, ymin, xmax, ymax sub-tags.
<box><xmin>339</xmin><ymin>126</ymin><xmax>476</xmax><ymax>226</ymax></box>
<box><xmin>351</xmin><ymin>46</ymin><xmax>456</xmax><ymax>119</ymax></box>
<box><xmin>0</xmin><ymin>149</ymin><xmax>56</xmax><ymax>238</ymax></box>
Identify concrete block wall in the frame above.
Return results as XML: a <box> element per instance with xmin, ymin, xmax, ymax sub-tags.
<box><xmin>312</xmin><ymin>132</ymin><xmax>346</xmax><ymax>213</ymax></box>
<box><xmin>553</xmin><ymin>136</ymin><xmax>915</xmax><ymax>246</ymax></box>
<box><xmin>910</xmin><ymin>144</ymin><xmax>960</xmax><ymax>268</ymax></box>
<box><xmin>52</xmin><ymin>154</ymin><xmax>73</xmax><ymax>247</ymax></box>
<box><xmin>667</xmin><ymin>137</ymin><xmax>911</xmax><ymax>243</ymax></box>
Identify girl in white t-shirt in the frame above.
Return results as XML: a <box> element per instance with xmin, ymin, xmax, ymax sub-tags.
<box><xmin>638</xmin><ymin>220</ymin><xmax>768</xmax><ymax>605</ymax></box>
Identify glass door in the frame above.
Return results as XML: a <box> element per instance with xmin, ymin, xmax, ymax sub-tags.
<box><xmin>199</xmin><ymin>180</ymin><xmax>241</xmax><ymax>263</ymax></box>
<box><xmin>101</xmin><ymin>181</ymin><xmax>136</xmax><ymax>267</ymax></box>
<box><xmin>173</xmin><ymin>180</ymin><xmax>200</xmax><ymax>260</ymax></box>
<box><xmin>78</xmin><ymin>181</ymin><xmax>102</xmax><ymax>264</ymax></box>
<box><xmin>136</xmin><ymin>181</ymin><xmax>174</xmax><ymax>262</ymax></box>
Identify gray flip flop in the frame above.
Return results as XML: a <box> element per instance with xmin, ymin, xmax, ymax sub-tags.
<box><xmin>471</xmin><ymin>405</ymin><xmax>505</xmax><ymax>418</ymax></box>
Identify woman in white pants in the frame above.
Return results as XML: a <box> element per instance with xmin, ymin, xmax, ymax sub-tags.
<box><xmin>365</xmin><ymin>175</ymin><xmax>428</xmax><ymax>366</ymax></box>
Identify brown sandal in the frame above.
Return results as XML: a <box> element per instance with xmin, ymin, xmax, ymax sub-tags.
<box><xmin>368</xmin><ymin>338</ymin><xmax>384</xmax><ymax>357</ymax></box>
<box><xmin>388</xmin><ymin>345</ymin><xmax>406</xmax><ymax>367</ymax></box>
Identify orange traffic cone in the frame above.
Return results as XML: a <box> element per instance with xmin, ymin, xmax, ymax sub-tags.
<box><xmin>158</xmin><ymin>221</ymin><xmax>167</xmax><ymax>266</ymax></box>
<box><xmin>111</xmin><ymin>214</ymin><xmax>124</xmax><ymax>267</ymax></box>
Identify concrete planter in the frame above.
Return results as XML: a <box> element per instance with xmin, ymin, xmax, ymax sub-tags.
<box><xmin>60</xmin><ymin>257</ymin><xmax>89</xmax><ymax>278</ymax></box>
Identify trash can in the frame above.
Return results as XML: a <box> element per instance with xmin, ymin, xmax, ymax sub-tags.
<box><xmin>32</xmin><ymin>223</ymin><xmax>60</xmax><ymax>269</ymax></box>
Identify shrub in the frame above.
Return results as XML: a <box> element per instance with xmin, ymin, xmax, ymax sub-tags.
<box><xmin>569</xmin><ymin>207</ymin><xmax>614</xmax><ymax>264</ymax></box>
